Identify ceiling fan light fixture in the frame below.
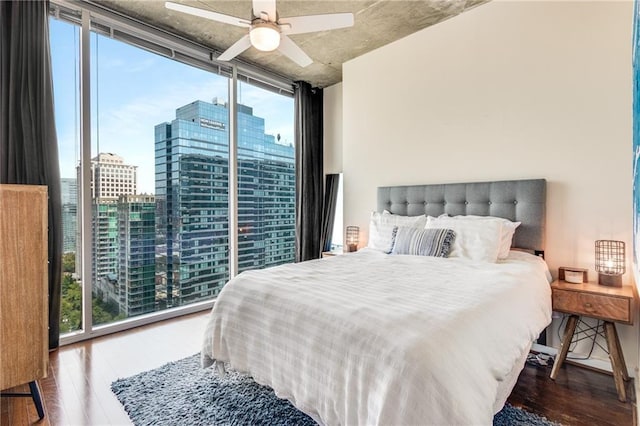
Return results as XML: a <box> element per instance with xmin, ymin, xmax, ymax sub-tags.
<box><xmin>250</xmin><ymin>22</ymin><xmax>280</xmax><ymax>52</ymax></box>
<box><xmin>165</xmin><ymin>0</ymin><xmax>354</xmax><ymax>67</ymax></box>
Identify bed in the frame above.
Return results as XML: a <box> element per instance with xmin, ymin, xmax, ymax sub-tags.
<box><xmin>201</xmin><ymin>179</ymin><xmax>552</xmax><ymax>425</ymax></box>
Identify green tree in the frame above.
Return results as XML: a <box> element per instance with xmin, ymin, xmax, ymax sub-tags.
<box><xmin>62</xmin><ymin>252</ymin><xmax>75</xmax><ymax>273</ymax></box>
<box><xmin>92</xmin><ymin>297</ymin><xmax>125</xmax><ymax>325</ymax></box>
<box><xmin>59</xmin><ymin>273</ymin><xmax>81</xmax><ymax>333</ymax></box>
<box><xmin>59</xmin><ymin>272</ymin><xmax>127</xmax><ymax>332</ymax></box>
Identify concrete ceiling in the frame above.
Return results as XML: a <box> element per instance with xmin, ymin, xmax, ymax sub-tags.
<box><xmin>95</xmin><ymin>0</ymin><xmax>490</xmax><ymax>88</ymax></box>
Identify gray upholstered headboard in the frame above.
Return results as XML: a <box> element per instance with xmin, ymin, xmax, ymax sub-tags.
<box><xmin>377</xmin><ymin>179</ymin><xmax>546</xmax><ymax>251</ymax></box>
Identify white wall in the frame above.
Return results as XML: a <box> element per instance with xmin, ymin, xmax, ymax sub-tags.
<box><xmin>336</xmin><ymin>0</ymin><xmax>637</xmax><ymax>371</ymax></box>
<box><xmin>323</xmin><ymin>82</ymin><xmax>343</xmax><ymax>174</ymax></box>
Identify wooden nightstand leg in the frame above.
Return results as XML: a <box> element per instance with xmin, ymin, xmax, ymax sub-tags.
<box><xmin>611</xmin><ymin>323</ymin><xmax>629</xmax><ymax>381</ymax></box>
<box><xmin>550</xmin><ymin>314</ymin><xmax>579</xmax><ymax>380</ymax></box>
<box><xmin>604</xmin><ymin>321</ymin><xmax>627</xmax><ymax>402</ymax></box>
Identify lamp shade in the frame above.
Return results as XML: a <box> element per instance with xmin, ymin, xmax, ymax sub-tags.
<box><xmin>595</xmin><ymin>240</ymin><xmax>625</xmax><ymax>287</ymax></box>
<box><xmin>346</xmin><ymin>226</ymin><xmax>359</xmax><ymax>252</ymax></box>
<box><xmin>250</xmin><ymin>23</ymin><xmax>280</xmax><ymax>52</ymax></box>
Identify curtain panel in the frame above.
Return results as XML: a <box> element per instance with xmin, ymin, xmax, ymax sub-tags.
<box><xmin>294</xmin><ymin>81</ymin><xmax>323</xmax><ymax>262</ymax></box>
<box><xmin>1</xmin><ymin>0</ymin><xmax>63</xmax><ymax>349</ymax></box>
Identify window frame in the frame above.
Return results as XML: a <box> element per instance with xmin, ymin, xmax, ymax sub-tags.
<box><xmin>50</xmin><ymin>0</ymin><xmax>295</xmax><ymax>345</ymax></box>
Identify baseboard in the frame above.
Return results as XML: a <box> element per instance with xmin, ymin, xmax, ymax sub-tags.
<box><xmin>531</xmin><ymin>343</ymin><xmax>630</xmax><ymax>376</ymax></box>
<box><xmin>531</xmin><ymin>343</ymin><xmax>557</xmax><ymax>356</ymax></box>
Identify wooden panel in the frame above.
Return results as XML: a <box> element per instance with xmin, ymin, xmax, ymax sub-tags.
<box><xmin>552</xmin><ymin>289</ymin><xmax>630</xmax><ymax>324</ymax></box>
<box><xmin>0</xmin><ymin>184</ymin><xmax>48</xmax><ymax>390</ymax></box>
<box><xmin>551</xmin><ymin>280</ymin><xmax>635</xmax><ymax>299</ymax></box>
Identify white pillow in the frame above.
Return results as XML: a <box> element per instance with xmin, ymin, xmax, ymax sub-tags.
<box><xmin>498</xmin><ymin>220</ymin><xmax>520</xmax><ymax>258</ymax></box>
<box><xmin>367</xmin><ymin>212</ymin><xmax>396</xmax><ymax>253</ymax></box>
<box><xmin>382</xmin><ymin>210</ymin><xmax>428</xmax><ymax>228</ymax></box>
<box><xmin>425</xmin><ymin>216</ymin><xmax>503</xmax><ymax>262</ymax></box>
<box><xmin>367</xmin><ymin>211</ymin><xmax>426</xmax><ymax>253</ymax></box>
<box><xmin>447</xmin><ymin>215</ymin><xmax>521</xmax><ymax>259</ymax></box>
<box><xmin>368</xmin><ymin>221</ymin><xmax>397</xmax><ymax>253</ymax></box>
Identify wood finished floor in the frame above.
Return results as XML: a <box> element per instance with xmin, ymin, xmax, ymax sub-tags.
<box><xmin>1</xmin><ymin>312</ymin><xmax>636</xmax><ymax>426</ymax></box>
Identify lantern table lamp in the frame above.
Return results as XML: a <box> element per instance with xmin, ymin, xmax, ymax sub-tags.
<box><xmin>346</xmin><ymin>226</ymin><xmax>359</xmax><ymax>252</ymax></box>
<box><xmin>595</xmin><ymin>240</ymin><xmax>625</xmax><ymax>287</ymax></box>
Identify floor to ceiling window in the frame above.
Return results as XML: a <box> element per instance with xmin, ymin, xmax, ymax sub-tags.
<box><xmin>89</xmin><ymin>32</ymin><xmax>233</xmax><ymax>327</ymax></box>
<box><xmin>50</xmin><ymin>18</ymin><xmax>82</xmax><ymax>334</ymax></box>
<box><xmin>237</xmin><ymin>82</ymin><xmax>295</xmax><ymax>273</ymax></box>
<box><xmin>48</xmin><ymin>2</ymin><xmax>295</xmax><ymax>342</ymax></box>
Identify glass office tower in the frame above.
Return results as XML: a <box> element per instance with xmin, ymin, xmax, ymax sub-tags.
<box><xmin>117</xmin><ymin>194</ymin><xmax>156</xmax><ymax>316</ymax></box>
<box><xmin>60</xmin><ymin>177</ymin><xmax>78</xmax><ymax>253</ymax></box>
<box><xmin>236</xmin><ymin>105</ymin><xmax>295</xmax><ymax>270</ymax></box>
<box><xmin>155</xmin><ymin>99</ymin><xmax>295</xmax><ymax>308</ymax></box>
<box><xmin>92</xmin><ymin>199</ymin><xmax>119</xmax><ymax>305</ymax></box>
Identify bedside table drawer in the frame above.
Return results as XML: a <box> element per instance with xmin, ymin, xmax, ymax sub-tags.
<box><xmin>552</xmin><ymin>289</ymin><xmax>631</xmax><ymax>323</ymax></box>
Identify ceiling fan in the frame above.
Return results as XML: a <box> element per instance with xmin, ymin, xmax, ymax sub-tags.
<box><xmin>165</xmin><ymin>0</ymin><xmax>354</xmax><ymax>67</ymax></box>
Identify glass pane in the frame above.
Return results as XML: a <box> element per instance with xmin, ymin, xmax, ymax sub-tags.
<box><xmin>237</xmin><ymin>82</ymin><xmax>295</xmax><ymax>272</ymax></box>
<box><xmin>50</xmin><ymin>18</ymin><xmax>82</xmax><ymax>334</ymax></box>
<box><xmin>90</xmin><ymin>31</ymin><xmax>230</xmax><ymax>326</ymax></box>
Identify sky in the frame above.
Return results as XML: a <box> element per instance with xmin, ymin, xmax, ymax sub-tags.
<box><xmin>49</xmin><ymin>18</ymin><xmax>294</xmax><ymax>193</ymax></box>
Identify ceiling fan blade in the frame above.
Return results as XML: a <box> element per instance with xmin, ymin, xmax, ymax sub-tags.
<box><xmin>278</xmin><ymin>35</ymin><xmax>313</xmax><ymax>68</ymax></box>
<box><xmin>280</xmin><ymin>13</ymin><xmax>354</xmax><ymax>35</ymax></box>
<box><xmin>218</xmin><ymin>35</ymin><xmax>252</xmax><ymax>61</ymax></box>
<box><xmin>252</xmin><ymin>0</ymin><xmax>277</xmax><ymax>22</ymax></box>
<box><xmin>165</xmin><ymin>2</ymin><xmax>250</xmax><ymax>28</ymax></box>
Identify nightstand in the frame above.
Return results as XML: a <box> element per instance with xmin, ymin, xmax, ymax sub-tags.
<box><xmin>549</xmin><ymin>279</ymin><xmax>636</xmax><ymax>402</ymax></box>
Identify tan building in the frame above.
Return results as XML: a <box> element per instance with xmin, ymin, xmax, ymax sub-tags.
<box><xmin>91</xmin><ymin>153</ymin><xmax>137</xmax><ymax>199</ymax></box>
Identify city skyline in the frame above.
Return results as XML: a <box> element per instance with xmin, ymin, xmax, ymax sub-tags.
<box><xmin>83</xmin><ymin>98</ymin><xmax>295</xmax><ymax>317</ymax></box>
<box><xmin>50</xmin><ymin>18</ymin><xmax>294</xmax><ymax>193</ymax></box>
<box><xmin>50</xmin><ymin>15</ymin><xmax>297</xmax><ymax>328</ymax></box>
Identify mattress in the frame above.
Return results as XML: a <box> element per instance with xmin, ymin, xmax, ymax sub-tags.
<box><xmin>202</xmin><ymin>249</ymin><xmax>552</xmax><ymax>425</ymax></box>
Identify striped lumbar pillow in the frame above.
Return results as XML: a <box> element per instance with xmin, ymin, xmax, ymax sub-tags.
<box><xmin>391</xmin><ymin>226</ymin><xmax>456</xmax><ymax>257</ymax></box>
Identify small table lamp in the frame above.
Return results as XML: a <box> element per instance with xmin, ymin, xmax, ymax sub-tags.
<box><xmin>346</xmin><ymin>226</ymin><xmax>359</xmax><ymax>252</ymax></box>
<box><xmin>595</xmin><ymin>240</ymin><xmax>625</xmax><ymax>287</ymax></box>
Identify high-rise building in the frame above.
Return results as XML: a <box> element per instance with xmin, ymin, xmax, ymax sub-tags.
<box><xmin>60</xmin><ymin>178</ymin><xmax>78</xmax><ymax>253</ymax></box>
<box><xmin>236</xmin><ymin>106</ymin><xmax>295</xmax><ymax>271</ymax></box>
<box><xmin>117</xmin><ymin>194</ymin><xmax>156</xmax><ymax>317</ymax></box>
<box><xmin>91</xmin><ymin>153</ymin><xmax>139</xmax><ymax>310</ymax></box>
<box><xmin>154</xmin><ymin>99</ymin><xmax>295</xmax><ymax>308</ymax></box>
<box><xmin>91</xmin><ymin>153</ymin><xmax>138</xmax><ymax>199</ymax></box>
<box><xmin>92</xmin><ymin>198</ymin><xmax>119</xmax><ymax>305</ymax></box>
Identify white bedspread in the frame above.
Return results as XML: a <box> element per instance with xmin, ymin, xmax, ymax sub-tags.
<box><xmin>201</xmin><ymin>249</ymin><xmax>552</xmax><ymax>426</ymax></box>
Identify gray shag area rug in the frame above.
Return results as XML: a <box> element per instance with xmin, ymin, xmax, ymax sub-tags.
<box><xmin>111</xmin><ymin>354</ymin><xmax>561</xmax><ymax>426</ymax></box>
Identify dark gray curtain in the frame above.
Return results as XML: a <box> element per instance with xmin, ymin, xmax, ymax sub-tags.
<box><xmin>294</xmin><ymin>81</ymin><xmax>323</xmax><ymax>262</ymax></box>
<box><xmin>1</xmin><ymin>0</ymin><xmax>63</xmax><ymax>349</ymax></box>
<box><xmin>321</xmin><ymin>173</ymin><xmax>339</xmax><ymax>253</ymax></box>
